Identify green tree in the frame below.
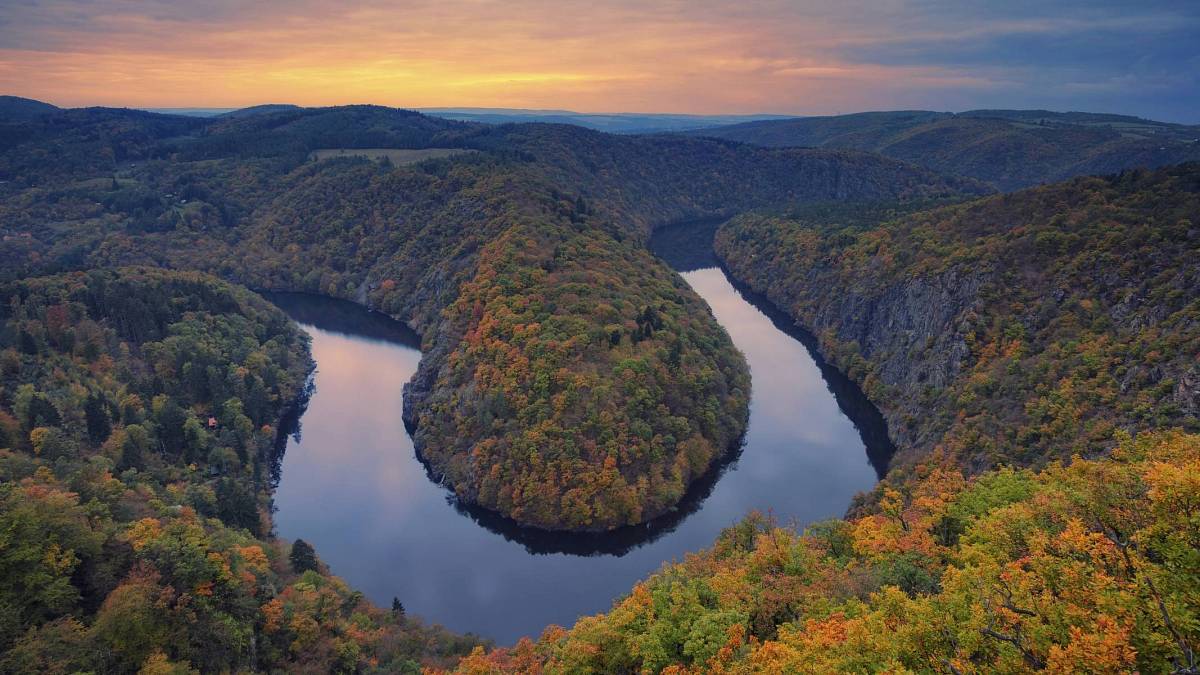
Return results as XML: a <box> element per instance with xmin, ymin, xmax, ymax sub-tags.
<box><xmin>24</xmin><ymin>394</ymin><xmax>61</xmax><ymax>431</ymax></box>
<box><xmin>289</xmin><ymin>539</ymin><xmax>319</xmax><ymax>574</ymax></box>
<box><xmin>180</xmin><ymin>416</ymin><xmax>207</xmax><ymax>464</ymax></box>
<box><xmin>91</xmin><ymin>573</ymin><xmax>170</xmax><ymax>673</ymax></box>
<box><xmin>0</xmin><ymin>484</ymin><xmax>102</xmax><ymax>650</ymax></box>
<box><xmin>30</xmin><ymin>427</ymin><xmax>74</xmax><ymax>461</ymax></box>
<box><xmin>214</xmin><ymin>478</ymin><xmax>259</xmax><ymax>534</ymax></box>
<box><xmin>152</xmin><ymin>396</ymin><xmax>188</xmax><ymax>456</ymax></box>
<box><xmin>84</xmin><ymin>393</ymin><xmax>112</xmax><ymax>445</ymax></box>
<box><xmin>118</xmin><ymin>424</ymin><xmax>150</xmax><ymax>472</ymax></box>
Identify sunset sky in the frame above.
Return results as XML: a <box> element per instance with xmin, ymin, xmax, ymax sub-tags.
<box><xmin>2</xmin><ymin>0</ymin><xmax>1198</xmax><ymax>122</ymax></box>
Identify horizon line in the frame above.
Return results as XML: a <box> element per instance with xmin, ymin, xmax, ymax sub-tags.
<box><xmin>5</xmin><ymin>94</ymin><xmax>1197</xmax><ymax>125</ymax></box>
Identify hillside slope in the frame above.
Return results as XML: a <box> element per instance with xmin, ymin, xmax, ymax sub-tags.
<box><xmin>0</xmin><ymin>95</ymin><xmax>59</xmax><ymax>121</ymax></box>
<box><xmin>420</xmin><ymin>108</ymin><xmax>792</xmax><ymax>134</ymax></box>
<box><xmin>0</xmin><ymin>268</ymin><xmax>483</xmax><ymax>672</ymax></box>
<box><xmin>450</xmin><ymin>165</ymin><xmax>1200</xmax><ymax>673</ymax></box>
<box><xmin>715</xmin><ymin>163</ymin><xmax>1200</xmax><ymax>478</ymax></box>
<box><xmin>454</xmin><ymin>430</ymin><xmax>1200</xmax><ymax>673</ymax></box>
<box><xmin>692</xmin><ymin>110</ymin><xmax>1200</xmax><ymax>191</ymax></box>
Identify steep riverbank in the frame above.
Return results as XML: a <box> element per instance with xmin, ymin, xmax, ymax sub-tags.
<box><xmin>717</xmin><ymin>229</ymin><xmax>985</xmax><ymax>469</ymax></box>
<box><xmin>715</xmin><ymin>165</ymin><xmax>1200</xmax><ymax>481</ymax></box>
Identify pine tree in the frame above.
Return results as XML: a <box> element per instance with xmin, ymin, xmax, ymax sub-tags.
<box><xmin>289</xmin><ymin>539</ymin><xmax>319</xmax><ymax>573</ymax></box>
<box><xmin>84</xmin><ymin>393</ymin><xmax>112</xmax><ymax>444</ymax></box>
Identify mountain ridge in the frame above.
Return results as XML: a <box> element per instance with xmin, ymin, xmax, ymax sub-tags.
<box><xmin>689</xmin><ymin>110</ymin><xmax>1200</xmax><ymax>190</ymax></box>
<box><xmin>0</xmin><ymin>95</ymin><xmax>60</xmax><ymax>120</ymax></box>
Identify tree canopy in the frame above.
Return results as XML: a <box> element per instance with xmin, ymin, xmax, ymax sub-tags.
<box><xmin>0</xmin><ymin>268</ymin><xmax>483</xmax><ymax>672</ymax></box>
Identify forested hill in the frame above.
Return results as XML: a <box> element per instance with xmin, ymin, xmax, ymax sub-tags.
<box><xmin>477</xmin><ymin>123</ymin><xmax>985</xmax><ymax>236</ymax></box>
<box><xmin>4</xmin><ymin>98</ymin><xmax>1200</xmax><ymax>672</ymax></box>
<box><xmin>0</xmin><ymin>102</ymin><xmax>981</xmax><ymax>531</ymax></box>
<box><xmin>716</xmin><ymin>163</ymin><xmax>1200</xmax><ymax>480</ymax></box>
<box><xmin>453</xmin><ymin>164</ymin><xmax>1200</xmax><ymax>674</ymax></box>
<box><xmin>455</xmin><ymin>430</ymin><xmax>1200</xmax><ymax>673</ymax></box>
<box><xmin>418</xmin><ymin>108</ymin><xmax>792</xmax><ymax>134</ymax></box>
<box><xmin>688</xmin><ymin>109</ymin><xmax>1200</xmax><ymax>191</ymax></box>
<box><xmin>0</xmin><ymin>268</ymin><xmax>484</xmax><ymax>672</ymax></box>
<box><xmin>0</xmin><ymin>95</ymin><xmax>59</xmax><ymax>121</ymax></box>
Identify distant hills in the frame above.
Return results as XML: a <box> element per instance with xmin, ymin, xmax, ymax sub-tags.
<box><xmin>11</xmin><ymin>96</ymin><xmax>1200</xmax><ymax>180</ymax></box>
<box><xmin>133</xmin><ymin>105</ymin><xmax>792</xmax><ymax>133</ymax></box>
<box><xmin>0</xmin><ymin>95</ymin><xmax>59</xmax><ymax>120</ymax></box>
<box><xmin>136</xmin><ymin>104</ymin><xmax>796</xmax><ymax>133</ymax></box>
<box><xmin>147</xmin><ymin>104</ymin><xmax>796</xmax><ymax>132</ymax></box>
<box><xmin>690</xmin><ymin>109</ymin><xmax>1200</xmax><ymax>190</ymax></box>
<box><xmin>219</xmin><ymin>103</ymin><xmax>302</xmax><ymax>118</ymax></box>
<box><xmin>6</xmin><ymin>97</ymin><xmax>1199</xmax><ymax>190</ymax></box>
<box><xmin>141</xmin><ymin>104</ymin><xmax>302</xmax><ymax>118</ymax></box>
<box><xmin>415</xmin><ymin>107</ymin><xmax>792</xmax><ymax>134</ymax></box>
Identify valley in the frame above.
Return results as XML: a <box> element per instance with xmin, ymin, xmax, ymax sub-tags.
<box><xmin>1</xmin><ymin>98</ymin><xmax>1197</xmax><ymax>672</ymax></box>
<box><xmin>267</xmin><ymin>219</ymin><xmax>888</xmax><ymax>643</ymax></box>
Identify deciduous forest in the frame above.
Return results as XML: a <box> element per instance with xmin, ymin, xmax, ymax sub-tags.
<box><xmin>0</xmin><ymin>268</ymin><xmax>483</xmax><ymax>672</ymax></box>
<box><xmin>0</xmin><ymin>98</ymin><xmax>1197</xmax><ymax>672</ymax></box>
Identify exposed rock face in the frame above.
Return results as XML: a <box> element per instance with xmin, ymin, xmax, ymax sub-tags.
<box><xmin>812</xmin><ymin>269</ymin><xmax>985</xmax><ymax>391</ymax></box>
<box><xmin>717</xmin><ymin>252</ymin><xmax>990</xmax><ymax>463</ymax></box>
<box><xmin>1177</xmin><ymin>364</ymin><xmax>1200</xmax><ymax>418</ymax></box>
<box><xmin>823</xmin><ymin>270</ymin><xmax>985</xmax><ymax>456</ymax></box>
<box><xmin>715</xmin><ymin>166</ymin><xmax>1200</xmax><ymax>477</ymax></box>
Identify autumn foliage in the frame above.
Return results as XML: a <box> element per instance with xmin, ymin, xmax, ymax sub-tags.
<box><xmin>717</xmin><ymin>164</ymin><xmax>1200</xmax><ymax>476</ymax></box>
<box><xmin>448</xmin><ymin>431</ymin><xmax>1200</xmax><ymax>673</ymax></box>
<box><xmin>415</xmin><ymin>221</ymin><xmax>749</xmax><ymax>530</ymax></box>
<box><xmin>0</xmin><ymin>269</ymin><xmax>482</xmax><ymax>673</ymax></box>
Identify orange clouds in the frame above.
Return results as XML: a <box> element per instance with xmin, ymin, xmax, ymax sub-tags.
<box><xmin>0</xmin><ymin>0</ymin><xmax>1194</xmax><ymax>118</ymax></box>
<box><xmin>0</xmin><ymin>0</ymin><xmax>977</xmax><ymax>112</ymax></box>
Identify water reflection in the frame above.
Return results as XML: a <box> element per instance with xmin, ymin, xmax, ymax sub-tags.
<box><xmin>266</xmin><ymin>236</ymin><xmax>888</xmax><ymax>643</ymax></box>
<box><xmin>647</xmin><ymin>219</ymin><xmax>894</xmax><ymax>474</ymax></box>
<box><xmin>718</xmin><ymin>273</ymin><xmax>895</xmax><ymax>475</ymax></box>
<box><xmin>445</xmin><ymin>437</ymin><xmax>747</xmax><ymax>557</ymax></box>
<box><xmin>263</xmin><ymin>291</ymin><xmax>421</xmax><ymax>346</ymax></box>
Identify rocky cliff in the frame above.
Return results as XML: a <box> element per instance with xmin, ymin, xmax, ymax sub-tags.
<box><xmin>716</xmin><ymin>164</ymin><xmax>1200</xmax><ymax>476</ymax></box>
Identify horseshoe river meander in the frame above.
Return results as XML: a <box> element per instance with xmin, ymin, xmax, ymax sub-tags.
<box><xmin>266</xmin><ymin>220</ymin><xmax>893</xmax><ymax>644</ymax></box>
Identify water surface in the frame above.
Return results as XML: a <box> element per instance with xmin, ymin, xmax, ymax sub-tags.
<box><xmin>268</xmin><ymin>226</ymin><xmax>888</xmax><ymax>644</ymax></box>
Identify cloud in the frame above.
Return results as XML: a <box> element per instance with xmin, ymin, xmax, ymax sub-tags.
<box><xmin>0</xmin><ymin>0</ymin><xmax>1196</xmax><ymax>121</ymax></box>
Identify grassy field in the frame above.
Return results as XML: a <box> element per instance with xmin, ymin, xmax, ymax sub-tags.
<box><xmin>309</xmin><ymin>147</ymin><xmax>476</xmax><ymax>164</ymax></box>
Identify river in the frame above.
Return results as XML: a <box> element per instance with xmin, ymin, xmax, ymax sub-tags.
<box><xmin>266</xmin><ymin>221</ymin><xmax>891</xmax><ymax>644</ymax></box>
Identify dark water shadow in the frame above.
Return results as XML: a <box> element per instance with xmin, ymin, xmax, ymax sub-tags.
<box><xmin>649</xmin><ymin>218</ymin><xmax>895</xmax><ymax>477</ymax></box>
<box><xmin>268</xmin><ymin>391</ymin><xmax>309</xmax><ymax>493</ymax></box>
<box><xmin>648</xmin><ymin>216</ymin><xmax>726</xmax><ymax>272</ymax></box>
<box><xmin>259</xmin><ymin>291</ymin><xmax>422</xmax><ymax>346</ymax></box>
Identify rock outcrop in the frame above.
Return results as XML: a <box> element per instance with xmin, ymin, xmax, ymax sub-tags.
<box><xmin>716</xmin><ymin>165</ymin><xmax>1200</xmax><ymax>475</ymax></box>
